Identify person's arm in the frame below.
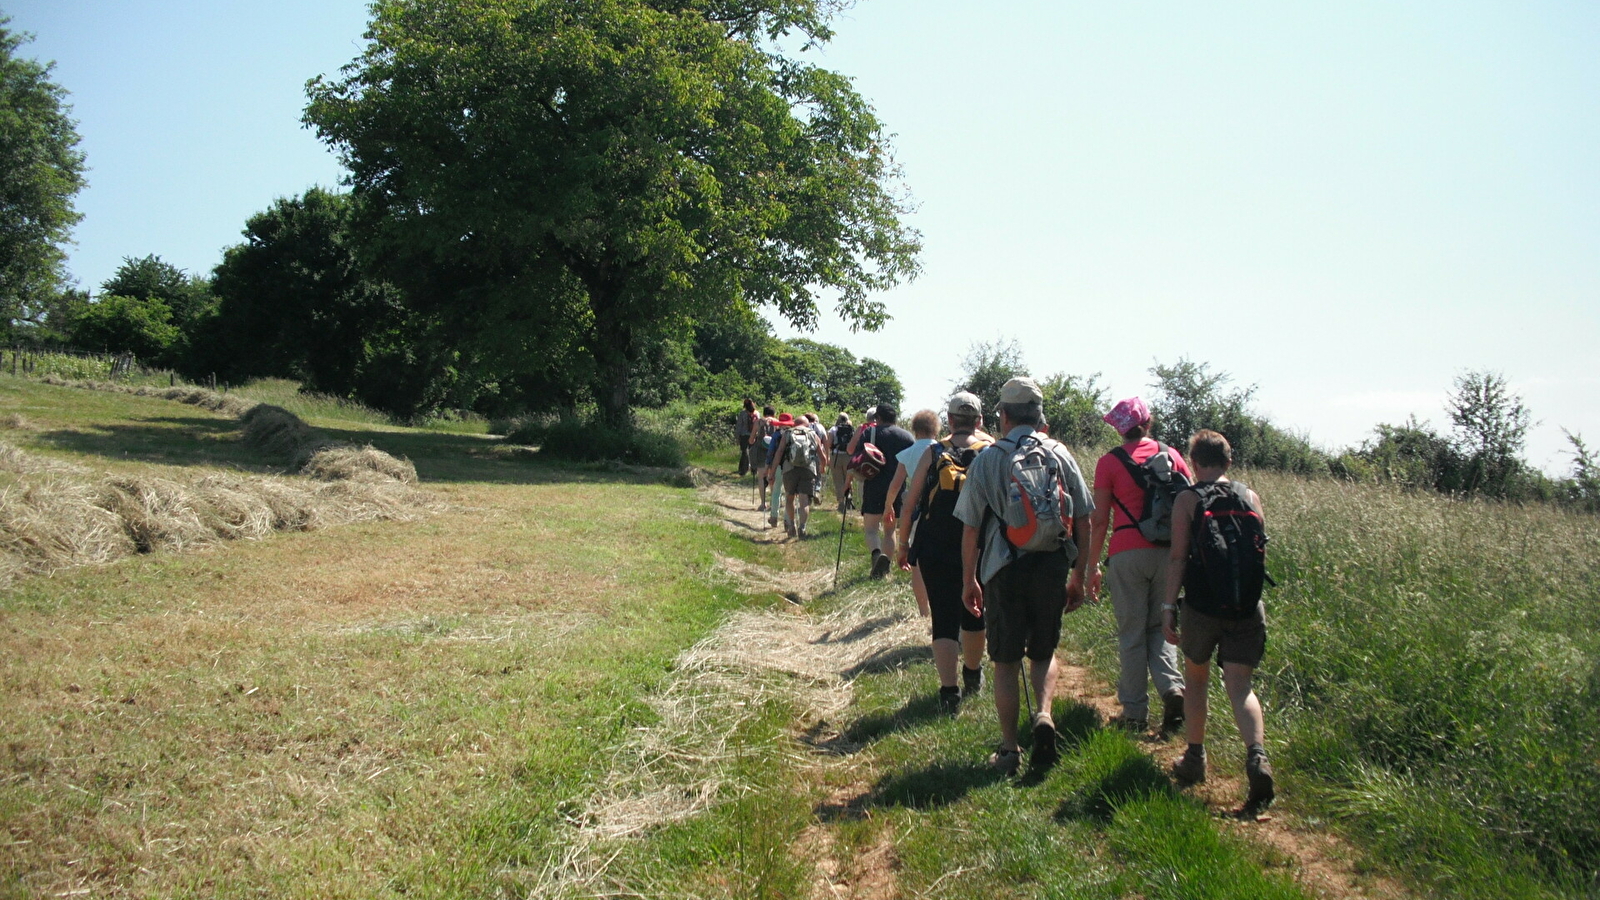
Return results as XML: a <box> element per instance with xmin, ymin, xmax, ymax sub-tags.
<box><xmin>1087</xmin><ymin>478</ymin><xmax>1113</xmax><ymax>601</ymax></box>
<box><xmin>767</xmin><ymin>432</ymin><xmax>787</xmax><ymax>480</ymax></box>
<box><xmin>896</xmin><ymin>447</ymin><xmax>935</xmax><ymax>569</ymax></box>
<box><xmin>961</xmin><ymin>522</ymin><xmax>983</xmax><ymax>616</ymax></box>
<box><xmin>847</xmin><ymin>426</ymin><xmax>866</xmax><ymax>456</ymax></box>
<box><xmin>1162</xmin><ymin>491</ymin><xmax>1198</xmax><ymax>645</ymax></box>
<box><xmin>883</xmin><ymin>462</ymin><xmax>908</xmax><ymax>526</ymax></box>
<box><xmin>1066</xmin><ymin>514</ymin><xmax>1091</xmax><ymax>611</ymax></box>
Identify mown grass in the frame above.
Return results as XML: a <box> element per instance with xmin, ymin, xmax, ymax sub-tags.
<box><xmin>0</xmin><ymin>378</ymin><xmax>791</xmax><ymax>898</ymax></box>
<box><xmin>1059</xmin><ymin>466</ymin><xmax>1600</xmax><ymax>899</ymax></box>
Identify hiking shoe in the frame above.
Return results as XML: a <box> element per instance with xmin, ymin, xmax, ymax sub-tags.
<box><xmin>1031</xmin><ymin>717</ymin><xmax>1059</xmax><ymax>771</ymax></box>
<box><xmin>784</xmin><ymin>519</ymin><xmax>796</xmax><ymax>537</ymax></box>
<box><xmin>797</xmin><ymin>525</ymin><xmax>809</xmax><ymax>539</ymax></box>
<box><xmin>871</xmin><ymin>551</ymin><xmax>892</xmax><ymax>579</ymax></box>
<box><xmin>938</xmin><ymin>687</ymin><xmax>961</xmax><ymax>716</ymax></box>
<box><xmin>1171</xmin><ymin>747</ymin><xmax>1207</xmax><ymax>785</ymax></box>
<box><xmin>961</xmin><ymin>665</ymin><xmax>983</xmax><ymax>698</ymax></box>
<box><xmin>1245</xmin><ymin>751</ymin><xmax>1276</xmax><ymax>814</ymax></box>
<box><xmin>1160</xmin><ymin>691</ymin><xmax>1186</xmax><ymax>734</ymax></box>
<box><xmin>988</xmin><ymin>745</ymin><xmax>1022</xmax><ymax>776</ymax></box>
<box><xmin>1107</xmin><ymin>715</ymin><xmax>1147</xmax><ymax>734</ymax></box>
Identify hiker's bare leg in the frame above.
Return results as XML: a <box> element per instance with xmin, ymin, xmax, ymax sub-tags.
<box><xmin>1183</xmin><ymin>658</ymin><xmax>1210</xmax><ymax>745</ymax></box>
<box><xmin>912</xmin><ymin>564</ymin><xmax>930</xmax><ymax>617</ymax></box>
<box><xmin>962</xmin><ymin>628</ymin><xmax>986</xmax><ymax>670</ymax></box>
<box><xmin>1030</xmin><ymin>653</ymin><xmax>1059</xmax><ymax>723</ymax></box>
<box><xmin>862</xmin><ymin>513</ymin><xmax>884</xmax><ymax>553</ymax></box>
<box><xmin>1221</xmin><ymin>662</ymin><xmax>1264</xmax><ymax>747</ymax></box>
<box><xmin>993</xmin><ymin>660</ymin><xmax>1021</xmax><ymax>749</ymax></box>
<box><xmin>784</xmin><ymin>490</ymin><xmax>798</xmax><ymax>529</ymax></box>
<box><xmin>933</xmin><ymin>638</ymin><xmax>960</xmax><ymax>688</ymax></box>
<box><xmin>796</xmin><ymin>491</ymin><xmax>811</xmax><ymax>531</ymax></box>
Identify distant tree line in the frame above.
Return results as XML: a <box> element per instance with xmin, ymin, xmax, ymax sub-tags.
<box><xmin>951</xmin><ymin>341</ymin><xmax>1596</xmax><ymax>511</ymax></box>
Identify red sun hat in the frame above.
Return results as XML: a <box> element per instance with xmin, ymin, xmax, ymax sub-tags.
<box><xmin>775</xmin><ymin>413</ymin><xmax>797</xmax><ymax>427</ymax></box>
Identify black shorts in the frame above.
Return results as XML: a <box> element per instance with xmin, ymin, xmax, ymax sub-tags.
<box><xmin>860</xmin><ymin>476</ymin><xmax>902</xmax><ymax>516</ymax></box>
<box><xmin>983</xmin><ymin>550</ymin><xmax>1070</xmax><ymax>664</ymax></box>
<box><xmin>919</xmin><ymin>555</ymin><xmax>984</xmax><ymax>643</ymax></box>
<box><xmin>1179</xmin><ymin>603</ymin><xmax>1266</xmax><ymax>669</ymax></box>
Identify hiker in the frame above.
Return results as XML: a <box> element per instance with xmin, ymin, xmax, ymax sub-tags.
<box><xmin>954</xmin><ymin>377</ymin><xmax>1094</xmax><ymax>774</ymax></box>
<box><xmin>896</xmin><ymin>392</ymin><xmax>993</xmax><ymax>714</ymax></box>
<box><xmin>847</xmin><ymin>403</ymin><xmax>914</xmax><ymax>578</ymax></box>
<box><xmin>829</xmin><ymin>413</ymin><xmax>855</xmax><ymax>512</ymax></box>
<box><xmin>1086</xmin><ymin>396</ymin><xmax>1193</xmax><ymax>733</ymax></box>
<box><xmin>1162</xmin><ymin>429</ymin><xmax>1276</xmax><ymax>816</ymax></box>
<box><xmin>885</xmin><ymin>409</ymin><xmax>942</xmax><ymax>614</ymax></box>
<box><xmin>736</xmin><ymin>398</ymin><xmax>759</xmax><ymax>477</ymax></box>
<box><xmin>756</xmin><ymin>405</ymin><xmax>776</xmax><ymax>511</ymax></box>
<box><xmin>762</xmin><ymin>413</ymin><xmax>786</xmax><ymax>526</ymax></box>
<box><xmin>768</xmin><ymin>413</ymin><xmax>822</xmax><ymax>538</ymax></box>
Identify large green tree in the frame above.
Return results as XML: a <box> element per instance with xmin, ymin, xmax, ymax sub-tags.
<box><xmin>0</xmin><ymin>17</ymin><xmax>86</xmax><ymax>332</ymax></box>
<box><xmin>305</xmin><ymin>0</ymin><xmax>920</xmax><ymax>425</ymax></box>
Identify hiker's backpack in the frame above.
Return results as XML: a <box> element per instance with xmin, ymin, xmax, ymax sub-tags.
<box><xmin>1182</xmin><ymin>480</ymin><xmax>1275</xmax><ymax>620</ymax></box>
<box><xmin>999</xmin><ymin>433</ymin><xmax>1073</xmax><ymax>555</ymax></box>
<box><xmin>833</xmin><ymin>423</ymin><xmax>855</xmax><ymax>452</ymax></box>
<box><xmin>785</xmin><ymin>426</ymin><xmax>819</xmax><ymax>473</ymax></box>
<box><xmin>1109</xmin><ymin>442</ymin><xmax>1192</xmax><ymax>545</ymax></box>
<box><xmin>914</xmin><ymin>437</ymin><xmax>992</xmax><ymax>551</ymax></box>
<box><xmin>848</xmin><ymin>426</ymin><xmax>885</xmax><ymax>479</ymax></box>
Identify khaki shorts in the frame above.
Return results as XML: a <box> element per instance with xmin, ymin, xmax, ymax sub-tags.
<box><xmin>782</xmin><ymin>466</ymin><xmax>818</xmax><ymax>497</ymax></box>
<box><xmin>983</xmin><ymin>550</ymin><xmax>1070</xmax><ymax>664</ymax></box>
<box><xmin>1178</xmin><ymin>603</ymin><xmax>1266</xmax><ymax>669</ymax></box>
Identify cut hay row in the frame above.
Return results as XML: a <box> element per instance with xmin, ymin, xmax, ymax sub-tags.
<box><xmin>0</xmin><ymin>440</ymin><xmax>434</xmax><ymax>586</ymax></box>
<box><xmin>35</xmin><ymin>374</ymin><xmax>418</xmax><ymax>484</ymax></box>
<box><xmin>531</xmin><ymin>585</ymin><xmax>920</xmax><ymax>897</ymax></box>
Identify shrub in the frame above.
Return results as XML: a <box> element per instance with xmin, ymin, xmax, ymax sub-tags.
<box><xmin>537</xmin><ymin>417</ymin><xmax>687</xmax><ymax>468</ymax></box>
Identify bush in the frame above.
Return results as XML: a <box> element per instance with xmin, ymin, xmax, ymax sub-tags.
<box><xmin>537</xmin><ymin>417</ymin><xmax>687</xmax><ymax>468</ymax></box>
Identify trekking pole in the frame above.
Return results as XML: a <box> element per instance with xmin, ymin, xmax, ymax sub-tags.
<box><xmin>1021</xmin><ymin>662</ymin><xmax>1037</xmax><ymax>725</ymax></box>
<box><xmin>834</xmin><ymin>505</ymin><xmax>848</xmax><ymax>589</ymax></box>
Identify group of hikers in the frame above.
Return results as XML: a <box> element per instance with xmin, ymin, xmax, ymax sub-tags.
<box><xmin>735</xmin><ymin>379</ymin><xmax>1276</xmax><ymax>817</ymax></box>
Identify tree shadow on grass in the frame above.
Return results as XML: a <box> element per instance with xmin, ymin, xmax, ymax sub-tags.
<box><xmin>31</xmin><ymin>418</ymin><xmax>276</xmax><ymax>471</ymax></box>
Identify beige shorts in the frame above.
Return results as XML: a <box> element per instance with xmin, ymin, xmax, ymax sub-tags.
<box><xmin>782</xmin><ymin>467</ymin><xmax>818</xmax><ymax>497</ymax></box>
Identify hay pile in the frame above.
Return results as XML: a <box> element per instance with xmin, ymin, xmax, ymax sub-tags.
<box><xmin>302</xmin><ymin>445</ymin><xmax>418</xmax><ymax>485</ymax></box>
<box><xmin>0</xmin><ymin>440</ymin><xmax>433</xmax><ymax>586</ymax></box>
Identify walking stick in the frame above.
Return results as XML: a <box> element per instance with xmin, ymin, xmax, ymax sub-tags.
<box><xmin>834</xmin><ymin>502</ymin><xmax>848</xmax><ymax>589</ymax></box>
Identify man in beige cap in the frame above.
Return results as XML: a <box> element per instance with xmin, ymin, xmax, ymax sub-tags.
<box><xmin>953</xmin><ymin>376</ymin><xmax>1094</xmax><ymax>775</ymax></box>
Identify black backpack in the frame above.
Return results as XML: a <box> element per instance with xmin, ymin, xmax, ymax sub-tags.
<box><xmin>911</xmin><ymin>437</ymin><xmax>991</xmax><ymax>558</ymax></box>
<box><xmin>1109</xmin><ymin>442</ymin><xmax>1190</xmax><ymax>545</ymax></box>
<box><xmin>1181</xmin><ymin>480</ymin><xmax>1275</xmax><ymax>620</ymax></box>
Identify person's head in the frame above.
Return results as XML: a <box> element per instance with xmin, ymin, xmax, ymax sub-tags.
<box><xmin>776</xmin><ymin>412</ymin><xmax>797</xmax><ymax>428</ymax></box>
<box><xmin>947</xmin><ymin>391</ymin><xmax>982</xmax><ymax>433</ymax></box>
<box><xmin>743</xmin><ymin>397</ymin><xmax>756</xmax><ymax>413</ymax></box>
<box><xmin>762</xmin><ymin>405</ymin><xmax>775</xmax><ymax>418</ymax></box>
<box><xmin>864</xmin><ymin>406</ymin><xmax>878</xmax><ymax>425</ymax></box>
<box><xmin>805</xmin><ymin>413</ymin><xmax>818</xmax><ymax>424</ymax></box>
<box><xmin>836</xmin><ymin>412</ymin><xmax>851</xmax><ymax>427</ymax></box>
<box><xmin>1188</xmin><ymin>429</ymin><xmax>1233</xmax><ymax>470</ymax></box>
<box><xmin>875</xmin><ymin>403</ymin><xmax>898</xmax><ymax>426</ymax></box>
<box><xmin>996</xmin><ymin>377</ymin><xmax>1044</xmax><ymax>430</ymax></box>
<box><xmin>910</xmin><ymin>408</ymin><xmax>939</xmax><ymax>439</ymax></box>
<box><xmin>1103</xmin><ymin>396</ymin><xmax>1151</xmax><ymax>442</ymax></box>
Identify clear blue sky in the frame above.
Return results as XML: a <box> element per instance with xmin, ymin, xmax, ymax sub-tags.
<box><xmin>7</xmin><ymin>1</ymin><xmax>1597</xmax><ymax>472</ymax></box>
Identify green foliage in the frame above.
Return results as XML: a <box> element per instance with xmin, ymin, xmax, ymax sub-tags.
<box><xmin>1448</xmin><ymin>369</ymin><xmax>1532</xmax><ymax>496</ymax></box>
<box><xmin>953</xmin><ymin>338</ymin><xmax>1027</xmax><ymax>419</ymax></box>
<box><xmin>1147</xmin><ymin>358</ymin><xmax>1327</xmax><ymax>475</ymax></box>
<box><xmin>305</xmin><ymin>0</ymin><xmax>921</xmax><ymax>425</ymax></box>
<box><xmin>537</xmin><ymin>416</ymin><xmax>688</xmax><ymax>468</ymax></box>
<box><xmin>100</xmin><ymin>254</ymin><xmax>215</xmax><ymax>332</ymax></box>
<box><xmin>1040</xmin><ymin>371</ymin><xmax>1116</xmax><ymax>448</ymax></box>
<box><xmin>68</xmin><ymin>295</ymin><xmax>181</xmax><ymax>360</ymax></box>
<box><xmin>1561</xmin><ymin>431</ymin><xmax>1600</xmax><ymax>512</ymax></box>
<box><xmin>0</xmin><ymin>18</ymin><xmax>86</xmax><ymax>331</ymax></box>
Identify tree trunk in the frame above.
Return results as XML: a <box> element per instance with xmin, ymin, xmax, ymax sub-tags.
<box><xmin>590</xmin><ymin>293</ymin><xmax>634</xmax><ymax>428</ymax></box>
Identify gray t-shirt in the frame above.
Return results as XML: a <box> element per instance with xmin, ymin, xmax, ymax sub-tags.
<box><xmin>953</xmin><ymin>425</ymin><xmax>1095</xmax><ymax>585</ymax></box>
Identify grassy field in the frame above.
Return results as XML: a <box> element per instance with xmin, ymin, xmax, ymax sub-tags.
<box><xmin>3</xmin><ymin>374</ymin><xmax>1597</xmax><ymax>899</ymax></box>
